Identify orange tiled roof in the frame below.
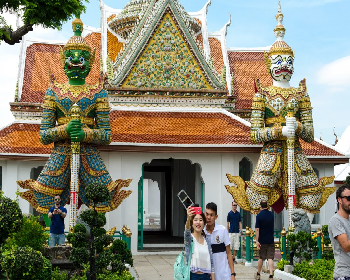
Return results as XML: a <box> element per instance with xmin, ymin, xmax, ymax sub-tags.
<box><xmin>196</xmin><ymin>33</ymin><xmax>203</xmax><ymax>48</ymax></box>
<box><xmin>0</xmin><ymin>112</ymin><xmax>344</xmax><ymax>158</ymax></box>
<box><xmin>0</xmin><ymin>123</ymin><xmax>52</xmax><ymax>154</ymax></box>
<box><xmin>194</xmin><ymin>18</ymin><xmax>202</xmax><ymax>26</ymax></box>
<box><xmin>209</xmin><ymin>37</ymin><xmax>224</xmax><ymax>76</ymax></box>
<box><xmin>20</xmin><ymin>33</ymin><xmax>102</xmax><ymax>104</ymax></box>
<box><xmin>107</xmin><ymin>31</ymin><xmax>124</xmax><ymax>63</ymax></box>
<box><xmin>107</xmin><ymin>14</ymin><xmax>116</xmax><ymax>23</ymax></box>
<box><xmin>300</xmin><ymin>140</ymin><xmax>343</xmax><ymax>157</ymax></box>
<box><xmin>110</xmin><ymin>111</ymin><xmax>251</xmax><ymax>145</ymax></box>
<box><xmin>228</xmin><ymin>51</ymin><xmax>272</xmax><ymax>110</ymax></box>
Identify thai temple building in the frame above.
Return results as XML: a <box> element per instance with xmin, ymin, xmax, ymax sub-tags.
<box><xmin>0</xmin><ymin>0</ymin><xmax>347</xmax><ymax>252</ymax></box>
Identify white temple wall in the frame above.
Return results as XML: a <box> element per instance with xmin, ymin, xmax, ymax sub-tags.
<box><xmin>0</xmin><ymin>155</ymin><xmax>338</xmax><ymax>253</ymax></box>
<box><xmin>97</xmin><ymin>151</ymin><xmax>256</xmax><ymax>253</ymax></box>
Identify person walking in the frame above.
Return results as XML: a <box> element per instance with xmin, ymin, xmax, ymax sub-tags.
<box><xmin>48</xmin><ymin>194</ymin><xmax>67</xmax><ymax>247</ymax></box>
<box><xmin>329</xmin><ymin>184</ymin><xmax>350</xmax><ymax>280</ymax></box>
<box><xmin>184</xmin><ymin>206</ymin><xmax>214</xmax><ymax>280</ymax></box>
<box><xmin>204</xmin><ymin>202</ymin><xmax>236</xmax><ymax>280</ymax></box>
<box><xmin>255</xmin><ymin>200</ymin><xmax>274</xmax><ymax>280</ymax></box>
<box><xmin>227</xmin><ymin>201</ymin><xmax>242</xmax><ymax>263</ymax></box>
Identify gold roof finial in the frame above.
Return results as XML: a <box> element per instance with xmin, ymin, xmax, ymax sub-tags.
<box><xmin>266</xmin><ymin>0</ymin><xmax>294</xmax><ymax>58</ymax></box>
<box><xmin>274</xmin><ymin>0</ymin><xmax>285</xmax><ymax>41</ymax></box>
<box><xmin>64</xmin><ymin>13</ymin><xmax>91</xmax><ymax>53</ymax></box>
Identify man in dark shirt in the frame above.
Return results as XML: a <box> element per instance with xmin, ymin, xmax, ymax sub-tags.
<box><xmin>227</xmin><ymin>200</ymin><xmax>242</xmax><ymax>263</ymax></box>
<box><xmin>48</xmin><ymin>194</ymin><xmax>67</xmax><ymax>247</ymax></box>
<box><xmin>255</xmin><ymin>200</ymin><xmax>274</xmax><ymax>280</ymax></box>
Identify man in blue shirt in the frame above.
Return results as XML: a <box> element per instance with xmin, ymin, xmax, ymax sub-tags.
<box><xmin>227</xmin><ymin>201</ymin><xmax>242</xmax><ymax>263</ymax></box>
<box><xmin>48</xmin><ymin>194</ymin><xmax>67</xmax><ymax>247</ymax></box>
<box><xmin>255</xmin><ymin>200</ymin><xmax>274</xmax><ymax>280</ymax></box>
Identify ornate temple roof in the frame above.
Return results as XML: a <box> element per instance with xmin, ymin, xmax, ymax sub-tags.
<box><xmin>2</xmin><ymin>0</ymin><xmax>345</xmax><ymax>163</ymax></box>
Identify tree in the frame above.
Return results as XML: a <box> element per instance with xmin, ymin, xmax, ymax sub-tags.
<box><xmin>0</xmin><ymin>0</ymin><xmax>88</xmax><ymax>45</ymax></box>
<box><xmin>345</xmin><ymin>172</ymin><xmax>350</xmax><ymax>186</ymax></box>
<box><xmin>67</xmin><ymin>183</ymin><xmax>133</xmax><ymax>280</ymax></box>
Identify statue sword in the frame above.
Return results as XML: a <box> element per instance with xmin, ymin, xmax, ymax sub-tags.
<box><xmin>69</xmin><ymin>104</ymin><xmax>82</xmax><ymax>230</ymax></box>
<box><xmin>286</xmin><ymin>103</ymin><xmax>296</xmax><ymax>229</ymax></box>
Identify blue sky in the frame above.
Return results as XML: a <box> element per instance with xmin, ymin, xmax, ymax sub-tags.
<box><xmin>0</xmin><ymin>0</ymin><xmax>348</xmax><ymax>146</ymax></box>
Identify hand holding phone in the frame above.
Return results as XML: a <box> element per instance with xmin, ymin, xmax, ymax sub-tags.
<box><xmin>190</xmin><ymin>206</ymin><xmax>202</xmax><ymax>215</ymax></box>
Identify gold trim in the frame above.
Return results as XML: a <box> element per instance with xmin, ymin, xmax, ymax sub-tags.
<box><xmin>225</xmin><ymin>174</ymin><xmax>251</xmax><ymax>212</ymax></box>
<box><xmin>266</xmin><ymin>116</ymin><xmax>285</xmax><ymax>125</ymax></box>
<box><xmin>57</xmin><ymin>116</ymin><xmax>94</xmax><ymax>126</ymax></box>
<box><xmin>318</xmin><ymin>186</ymin><xmax>336</xmax><ymax>209</ymax></box>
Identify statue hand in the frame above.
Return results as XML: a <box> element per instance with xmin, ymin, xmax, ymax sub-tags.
<box><xmin>282</xmin><ymin>117</ymin><xmax>296</xmax><ymax>137</ymax></box>
<box><xmin>66</xmin><ymin>119</ymin><xmax>85</xmax><ymax>142</ymax></box>
<box><xmin>67</xmin><ymin>119</ymin><xmax>82</xmax><ymax>134</ymax></box>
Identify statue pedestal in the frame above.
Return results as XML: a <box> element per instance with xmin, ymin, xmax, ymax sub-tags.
<box><xmin>43</xmin><ymin>246</ymin><xmax>74</xmax><ymax>271</ymax></box>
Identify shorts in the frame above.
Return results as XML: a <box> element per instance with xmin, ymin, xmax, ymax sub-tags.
<box><xmin>229</xmin><ymin>233</ymin><xmax>240</xmax><ymax>250</ymax></box>
<box><xmin>259</xmin><ymin>243</ymin><xmax>275</xmax><ymax>260</ymax></box>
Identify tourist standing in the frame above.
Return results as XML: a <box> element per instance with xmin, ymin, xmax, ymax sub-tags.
<box><xmin>227</xmin><ymin>201</ymin><xmax>242</xmax><ymax>263</ymax></box>
<box><xmin>48</xmin><ymin>194</ymin><xmax>67</xmax><ymax>247</ymax></box>
<box><xmin>184</xmin><ymin>206</ymin><xmax>214</xmax><ymax>280</ymax></box>
<box><xmin>204</xmin><ymin>202</ymin><xmax>236</xmax><ymax>280</ymax></box>
<box><xmin>329</xmin><ymin>184</ymin><xmax>350</xmax><ymax>280</ymax></box>
<box><xmin>255</xmin><ymin>200</ymin><xmax>274</xmax><ymax>280</ymax></box>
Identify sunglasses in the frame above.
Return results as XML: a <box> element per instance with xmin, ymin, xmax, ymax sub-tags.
<box><xmin>232</xmin><ymin>204</ymin><xmax>238</xmax><ymax>206</ymax></box>
<box><xmin>54</xmin><ymin>198</ymin><xmax>60</xmax><ymax>201</ymax></box>
<box><xmin>340</xmin><ymin>195</ymin><xmax>350</xmax><ymax>202</ymax></box>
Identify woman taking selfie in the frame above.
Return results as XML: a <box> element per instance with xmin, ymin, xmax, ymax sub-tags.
<box><xmin>185</xmin><ymin>206</ymin><xmax>214</xmax><ymax>280</ymax></box>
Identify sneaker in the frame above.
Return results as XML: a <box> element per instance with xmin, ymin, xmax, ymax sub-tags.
<box><xmin>255</xmin><ymin>273</ymin><xmax>260</xmax><ymax>280</ymax></box>
<box><xmin>269</xmin><ymin>275</ymin><xmax>273</xmax><ymax>279</ymax></box>
<box><xmin>234</xmin><ymin>260</ymin><xmax>237</xmax><ymax>264</ymax></box>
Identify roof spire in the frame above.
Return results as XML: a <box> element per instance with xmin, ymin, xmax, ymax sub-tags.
<box><xmin>72</xmin><ymin>11</ymin><xmax>83</xmax><ymax>37</ymax></box>
<box><xmin>274</xmin><ymin>0</ymin><xmax>285</xmax><ymax>41</ymax></box>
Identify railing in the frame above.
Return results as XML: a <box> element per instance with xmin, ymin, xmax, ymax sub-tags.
<box><xmin>238</xmin><ymin>226</ymin><xmax>330</xmax><ymax>264</ymax></box>
<box><xmin>43</xmin><ymin>215</ymin><xmax>132</xmax><ymax>250</ymax></box>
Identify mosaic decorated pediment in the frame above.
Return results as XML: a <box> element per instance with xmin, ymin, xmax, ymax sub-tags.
<box><xmin>111</xmin><ymin>0</ymin><xmax>224</xmax><ymax>91</ymax></box>
<box><xmin>122</xmin><ymin>13</ymin><xmax>212</xmax><ymax>90</ymax></box>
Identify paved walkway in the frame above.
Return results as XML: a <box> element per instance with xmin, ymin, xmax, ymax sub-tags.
<box><xmin>133</xmin><ymin>254</ymin><xmax>279</xmax><ymax>280</ymax></box>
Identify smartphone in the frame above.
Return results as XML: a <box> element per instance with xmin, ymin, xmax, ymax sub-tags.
<box><xmin>190</xmin><ymin>207</ymin><xmax>202</xmax><ymax>215</ymax></box>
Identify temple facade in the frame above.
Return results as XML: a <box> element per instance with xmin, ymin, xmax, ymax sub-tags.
<box><xmin>0</xmin><ymin>0</ymin><xmax>346</xmax><ymax>252</ymax></box>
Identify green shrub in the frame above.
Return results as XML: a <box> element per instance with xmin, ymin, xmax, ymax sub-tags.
<box><xmin>288</xmin><ymin>231</ymin><xmax>318</xmax><ymax>262</ymax></box>
<box><xmin>293</xmin><ymin>259</ymin><xmax>334</xmax><ymax>280</ymax></box>
<box><xmin>0</xmin><ymin>192</ymin><xmax>23</xmax><ymax>245</ymax></box>
<box><xmin>5</xmin><ymin>215</ymin><xmax>49</xmax><ymax>251</ymax></box>
<box><xmin>70</xmin><ymin>270</ymin><xmax>134</xmax><ymax>280</ymax></box>
<box><xmin>277</xmin><ymin>259</ymin><xmax>289</xmax><ymax>271</ymax></box>
<box><xmin>51</xmin><ymin>267</ymin><xmax>69</xmax><ymax>280</ymax></box>
<box><xmin>69</xmin><ymin>183</ymin><xmax>133</xmax><ymax>280</ymax></box>
<box><xmin>1</xmin><ymin>246</ymin><xmax>51</xmax><ymax>280</ymax></box>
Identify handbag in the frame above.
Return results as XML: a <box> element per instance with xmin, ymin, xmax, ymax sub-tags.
<box><xmin>174</xmin><ymin>241</ymin><xmax>193</xmax><ymax>280</ymax></box>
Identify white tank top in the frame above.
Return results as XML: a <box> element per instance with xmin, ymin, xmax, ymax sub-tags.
<box><xmin>190</xmin><ymin>235</ymin><xmax>211</xmax><ymax>274</ymax></box>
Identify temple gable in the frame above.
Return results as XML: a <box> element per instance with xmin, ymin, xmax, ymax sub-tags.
<box><xmin>122</xmin><ymin>13</ymin><xmax>212</xmax><ymax>90</ymax></box>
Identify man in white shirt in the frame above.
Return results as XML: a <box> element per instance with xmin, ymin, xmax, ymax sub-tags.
<box><xmin>204</xmin><ymin>202</ymin><xmax>236</xmax><ymax>280</ymax></box>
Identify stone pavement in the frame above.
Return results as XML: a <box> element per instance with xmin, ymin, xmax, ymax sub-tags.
<box><xmin>133</xmin><ymin>254</ymin><xmax>280</xmax><ymax>280</ymax></box>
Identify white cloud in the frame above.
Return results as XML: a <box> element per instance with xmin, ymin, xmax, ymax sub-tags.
<box><xmin>316</xmin><ymin>56</ymin><xmax>350</xmax><ymax>87</ymax></box>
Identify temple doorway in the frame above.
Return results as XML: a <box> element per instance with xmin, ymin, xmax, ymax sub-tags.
<box><xmin>137</xmin><ymin>159</ymin><xmax>203</xmax><ymax>250</ymax></box>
